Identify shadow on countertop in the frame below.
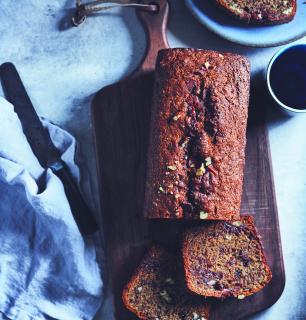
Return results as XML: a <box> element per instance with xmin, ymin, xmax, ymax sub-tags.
<box><xmin>250</xmin><ymin>69</ymin><xmax>292</xmax><ymax>127</ymax></box>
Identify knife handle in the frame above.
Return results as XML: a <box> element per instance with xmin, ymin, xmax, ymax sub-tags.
<box><xmin>50</xmin><ymin>161</ymin><xmax>99</xmax><ymax>236</ymax></box>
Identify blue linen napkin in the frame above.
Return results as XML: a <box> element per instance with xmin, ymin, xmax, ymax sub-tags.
<box><xmin>0</xmin><ymin>97</ymin><xmax>103</xmax><ymax>320</ymax></box>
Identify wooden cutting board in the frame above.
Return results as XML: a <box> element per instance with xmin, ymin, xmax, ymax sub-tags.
<box><xmin>91</xmin><ymin>1</ymin><xmax>285</xmax><ymax>319</ymax></box>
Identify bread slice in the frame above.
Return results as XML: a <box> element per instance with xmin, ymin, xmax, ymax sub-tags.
<box><xmin>123</xmin><ymin>246</ymin><xmax>211</xmax><ymax>320</ymax></box>
<box><xmin>214</xmin><ymin>0</ymin><xmax>296</xmax><ymax>24</ymax></box>
<box><xmin>182</xmin><ymin>216</ymin><xmax>272</xmax><ymax>299</ymax></box>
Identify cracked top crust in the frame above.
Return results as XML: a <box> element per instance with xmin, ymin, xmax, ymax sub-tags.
<box><xmin>144</xmin><ymin>49</ymin><xmax>250</xmax><ymax>220</ymax></box>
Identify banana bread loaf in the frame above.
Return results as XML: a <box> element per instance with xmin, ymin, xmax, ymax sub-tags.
<box><xmin>182</xmin><ymin>216</ymin><xmax>272</xmax><ymax>299</ymax></box>
<box><xmin>213</xmin><ymin>0</ymin><xmax>296</xmax><ymax>24</ymax></box>
<box><xmin>144</xmin><ymin>49</ymin><xmax>250</xmax><ymax>220</ymax></box>
<box><xmin>122</xmin><ymin>246</ymin><xmax>211</xmax><ymax>320</ymax></box>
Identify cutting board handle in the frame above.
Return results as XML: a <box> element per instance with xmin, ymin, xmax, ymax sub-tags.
<box><xmin>134</xmin><ymin>0</ymin><xmax>170</xmax><ymax>76</ymax></box>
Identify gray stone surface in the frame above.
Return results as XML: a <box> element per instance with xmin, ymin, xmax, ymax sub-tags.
<box><xmin>0</xmin><ymin>1</ymin><xmax>305</xmax><ymax>319</ymax></box>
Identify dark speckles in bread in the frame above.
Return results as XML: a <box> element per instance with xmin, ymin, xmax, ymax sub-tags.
<box><xmin>213</xmin><ymin>0</ymin><xmax>296</xmax><ymax>24</ymax></box>
<box><xmin>144</xmin><ymin>49</ymin><xmax>250</xmax><ymax>220</ymax></box>
<box><xmin>182</xmin><ymin>216</ymin><xmax>272</xmax><ymax>299</ymax></box>
<box><xmin>122</xmin><ymin>246</ymin><xmax>211</xmax><ymax>320</ymax></box>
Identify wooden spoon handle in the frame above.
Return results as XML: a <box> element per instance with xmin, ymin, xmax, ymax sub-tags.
<box><xmin>134</xmin><ymin>0</ymin><xmax>170</xmax><ymax>75</ymax></box>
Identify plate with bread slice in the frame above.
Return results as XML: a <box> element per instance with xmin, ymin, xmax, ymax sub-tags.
<box><xmin>185</xmin><ymin>0</ymin><xmax>306</xmax><ymax>47</ymax></box>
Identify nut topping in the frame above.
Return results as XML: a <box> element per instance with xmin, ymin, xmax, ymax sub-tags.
<box><xmin>204</xmin><ymin>62</ymin><xmax>211</xmax><ymax>69</ymax></box>
<box><xmin>167</xmin><ymin>165</ymin><xmax>177</xmax><ymax>171</ymax></box>
<box><xmin>196</xmin><ymin>163</ymin><xmax>206</xmax><ymax>176</ymax></box>
<box><xmin>200</xmin><ymin>211</ymin><xmax>208</xmax><ymax>219</ymax></box>
<box><xmin>205</xmin><ymin>157</ymin><xmax>212</xmax><ymax>166</ymax></box>
<box><xmin>207</xmin><ymin>280</ymin><xmax>217</xmax><ymax>286</ymax></box>
<box><xmin>159</xmin><ymin>290</ymin><xmax>172</xmax><ymax>303</ymax></box>
<box><xmin>233</xmin><ymin>221</ymin><xmax>242</xmax><ymax>227</ymax></box>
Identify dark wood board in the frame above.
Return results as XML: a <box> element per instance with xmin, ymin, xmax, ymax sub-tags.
<box><xmin>92</xmin><ymin>1</ymin><xmax>285</xmax><ymax>319</ymax></box>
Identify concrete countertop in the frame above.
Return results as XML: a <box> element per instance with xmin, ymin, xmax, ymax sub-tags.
<box><xmin>0</xmin><ymin>1</ymin><xmax>305</xmax><ymax>319</ymax></box>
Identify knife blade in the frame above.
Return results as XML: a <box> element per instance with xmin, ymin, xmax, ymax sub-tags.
<box><xmin>0</xmin><ymin>62</ymin><xmax>99</xmax><ymax>236</ymax></box>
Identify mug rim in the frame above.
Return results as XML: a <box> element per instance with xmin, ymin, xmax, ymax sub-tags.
<box><xmin>266</xmin><ymin>43</ymin><xmax>306</xmax><ymax>114</ymax></box>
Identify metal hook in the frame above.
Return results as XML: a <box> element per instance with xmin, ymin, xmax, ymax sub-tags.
<box><xmin>72</xmin><ymin>0</ymin><xmax>159</xmax><ymax>26</ymax></box>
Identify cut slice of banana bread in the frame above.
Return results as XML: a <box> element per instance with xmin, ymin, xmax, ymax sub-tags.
<box><xmin>214</xmin><ymin>0</ymin><xmax>297</xmax><ymax>24</ymax></box>
<box><xmin>182</xmin><ymin>216</ymin><xmax>272</xmax><ymax>299</ymax></box>
<box><xmin>123</xmin><ymin>246</ymin><xmax>211</xmax><ymax>320</ymax></box>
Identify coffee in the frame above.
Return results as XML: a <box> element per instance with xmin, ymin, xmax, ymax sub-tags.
<box><xmin>269</xmin><ymin>45</ymin><xmax>306</xmax><ymax>110</ymax></box>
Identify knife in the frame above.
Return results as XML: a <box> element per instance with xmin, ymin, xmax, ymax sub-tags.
<box><xmin>0</xmin><ymin>62</ymin><xmax>99</xmax><ymax>236</ymax></box>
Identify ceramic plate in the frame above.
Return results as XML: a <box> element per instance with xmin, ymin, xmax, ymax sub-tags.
<box><xmin>185</xmin><ymin>0</ymin><xmax>306</xmax><ymax>47</ymax></box>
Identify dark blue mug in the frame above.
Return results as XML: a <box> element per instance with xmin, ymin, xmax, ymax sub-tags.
<box><xmin>266</xmin><ymin>44</ymin><xmax>306</xmax><ymax>115</ymax></box>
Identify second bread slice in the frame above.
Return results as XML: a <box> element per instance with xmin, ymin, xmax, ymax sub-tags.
<box><xmin>123</xmin><ymin>246</ymin><xmax>211</xmax><ymax>319</ymax></box>
<box><xmin>182</xmin><ymin>216</ymin><xmax>272</xmax><ymax>299</ymax></box>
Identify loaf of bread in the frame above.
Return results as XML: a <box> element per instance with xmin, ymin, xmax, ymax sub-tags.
<box><xmin>182</xmin><ymin>216</ymin><xmax>272</xmax><ymax>299</ymax></box>
<box><xmin>144</xmin><ymin>49</ymin><xmax>250</xmax><ymax>220</ymax></box>
<box><xmin>122</xmin><ymin>246</ymin><xmax>211</xmax><ymax>320</ymax></box>
<box><xmin>213</xmin><ymin>0</ymin><xmax>296</xmax><ymax>24</ymax></box>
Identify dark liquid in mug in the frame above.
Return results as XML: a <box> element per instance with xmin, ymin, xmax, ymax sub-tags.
<box><xmin>270</xmin><ymin>45</ymin><xmax>306</xmax><ymax>110</ymax></box>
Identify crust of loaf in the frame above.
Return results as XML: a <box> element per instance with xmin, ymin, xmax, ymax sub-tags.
<box><xmin>144</xmin><ymin>48</ymin><xmax>250</xmax><ymax>220</ymax></box>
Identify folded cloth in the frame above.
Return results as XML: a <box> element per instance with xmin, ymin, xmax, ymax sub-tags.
<box><xmin>0</xmin><ymin>97</ymin><xmax>103</xmax><ymax>320</ymax></box>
